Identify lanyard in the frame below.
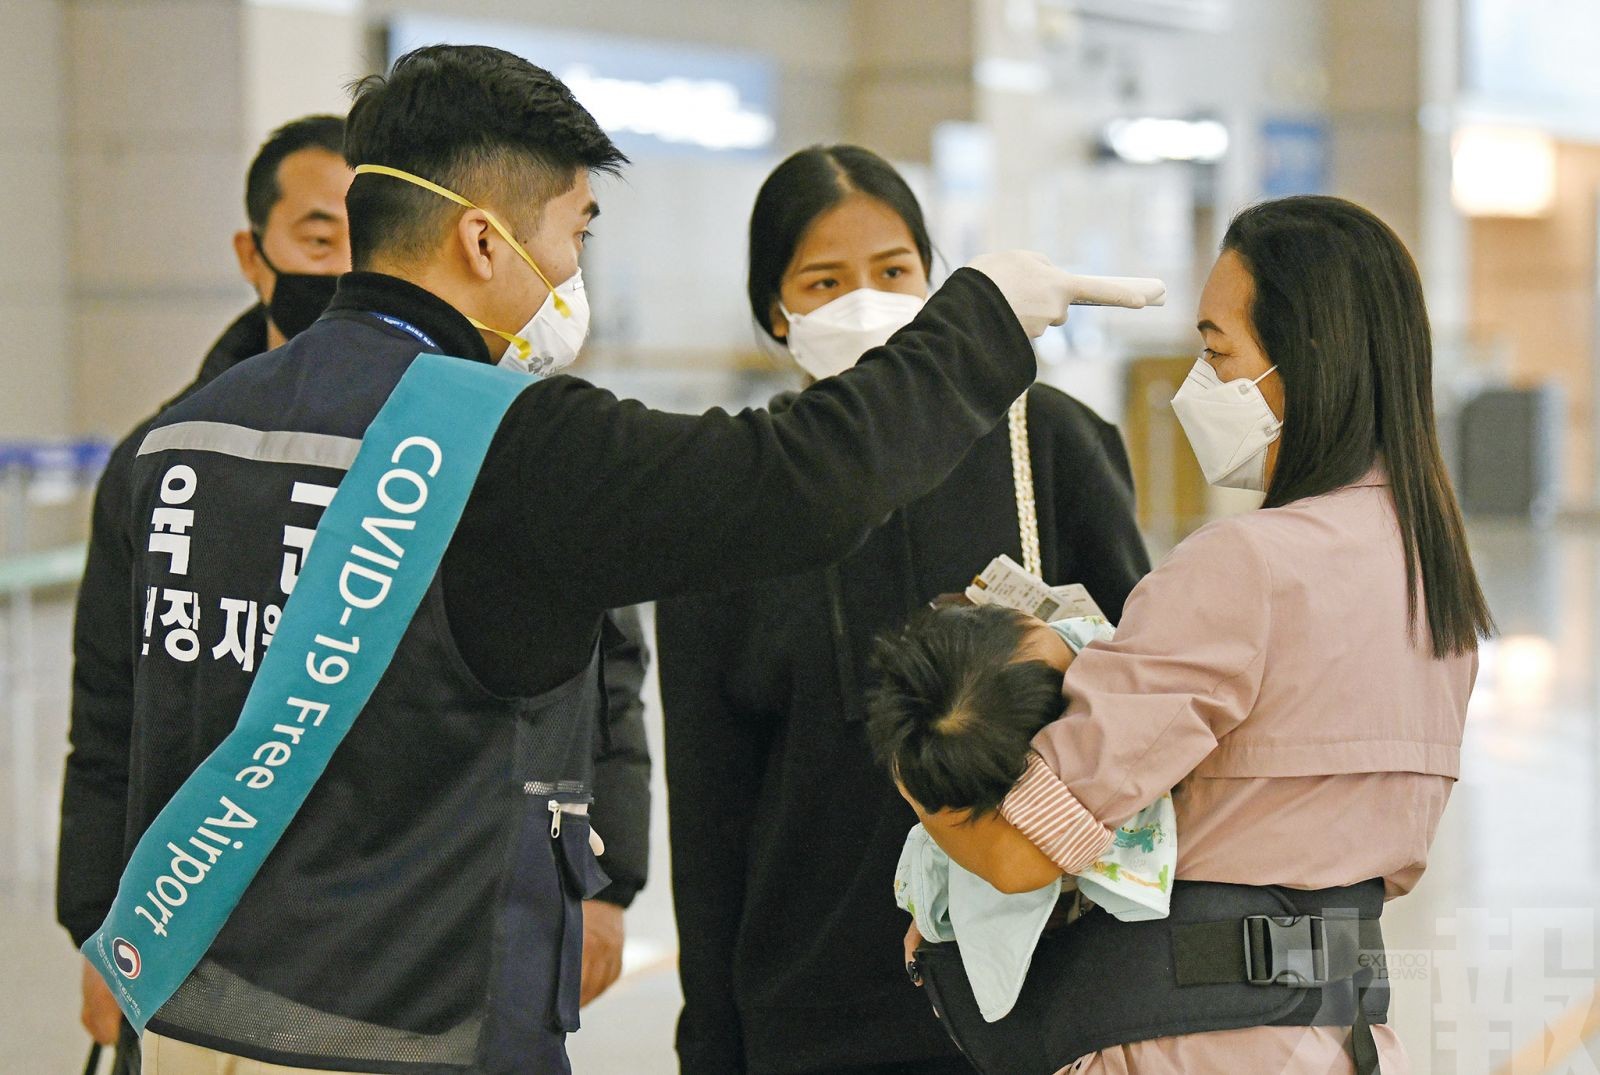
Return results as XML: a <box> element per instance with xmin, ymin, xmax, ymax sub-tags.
<box><xmin>369</xmin><ymin>312</ymin><xmax>441</xmax><ymax>351</ymax></box>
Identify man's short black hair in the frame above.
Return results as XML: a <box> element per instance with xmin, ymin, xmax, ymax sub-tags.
<box><xmin>244</xmin><ymin>114</ymin><xmax>346</xmax><ymax>232</ymax></box>
<box><xmin>868</xmin><ymin>604</ymin><xmax>1066</xmax><ymax>818</ymax></box>
<box><xmin>343</xmin><ymin>44</ymin><xmax>628</xmax><ymax>269</ymax></box>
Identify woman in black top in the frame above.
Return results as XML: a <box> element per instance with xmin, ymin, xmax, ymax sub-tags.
<box><xmin>658</xmin><ymin>145</ymin><xmax>1150</xmax><ymax>1075</ymax></box>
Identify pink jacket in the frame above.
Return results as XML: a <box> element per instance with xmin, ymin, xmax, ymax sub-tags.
<box><xmin>1003</xmin><ymin>469</ymin><xmax>1478</xmax><ymax>1071</ymax></box>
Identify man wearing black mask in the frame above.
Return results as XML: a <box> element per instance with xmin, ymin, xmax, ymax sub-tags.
<box><xmin>57</xmin><ymin>113</ymin><xmax>351</xmax><ymax>1072</ymax></box>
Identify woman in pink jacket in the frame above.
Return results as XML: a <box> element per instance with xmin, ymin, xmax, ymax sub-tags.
<box><xmin>888</xmin><ymin>195</ymin><xmax>1493</xmax><ymax>1074</ymax></box>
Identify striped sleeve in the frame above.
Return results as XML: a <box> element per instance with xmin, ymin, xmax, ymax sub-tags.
<box><xmin>1001</xmin><ymin>751</ymin><xmax>1115</xmax><ymax>874</ymax></box>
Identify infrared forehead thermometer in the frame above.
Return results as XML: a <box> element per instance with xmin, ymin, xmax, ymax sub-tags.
<box><xmin>1065</xmin><ymin>274</ymin><xmax>1167</xmax><ymax>309</ymax></box>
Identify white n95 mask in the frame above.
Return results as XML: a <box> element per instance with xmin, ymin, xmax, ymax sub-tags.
<box><xmin>781</xmin><ymin>288</ymin><xmax>926</xmax><ymax>380</ymax></box>
<box><xmin>349</xmin><ymin>163</ymin><xmax>590</xmax><ymax>378</ymax></box>
<box><xmin>1170</xmin><ymin>357</ymin><xmax>1282</xmax><ymax>492</ymax></box>
<box><xmin>499</xmin><ymin>270</ymin><xmax>590</xmax><ymax>377</ymax></box>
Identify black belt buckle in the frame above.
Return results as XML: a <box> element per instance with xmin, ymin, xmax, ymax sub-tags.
<box><xmin>1243</xmin><ymin>914</ymin><xmax>1329</xmax><ymax>987</ymax></box>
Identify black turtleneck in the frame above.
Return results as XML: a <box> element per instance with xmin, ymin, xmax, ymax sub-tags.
<box><xmin>321</xmin><ymin>270</ymin><xmax>494</xmax><ymax>366</ymax></box>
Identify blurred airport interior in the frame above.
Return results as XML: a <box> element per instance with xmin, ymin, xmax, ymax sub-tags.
<box><xmin>3</xmin><ymin>0</ymin><xmax>1600</xmax><ymax>1071</ymax></box>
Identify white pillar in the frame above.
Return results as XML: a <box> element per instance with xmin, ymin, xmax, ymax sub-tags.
<box><xmin>242</xmin><ymin>1</ymin><xmax>368</xmax><ymax>150</ymax></box>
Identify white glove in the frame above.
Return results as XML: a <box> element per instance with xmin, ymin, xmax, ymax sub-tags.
<box><xmin>967</xmin><ymin>253</ymin><xmax>1169</xmax><ymax>338</ymax></box>
<box><xmin>966</xmin><ymin>251</ymin><xmax>1074</xmax><ymax>339</ymax></box>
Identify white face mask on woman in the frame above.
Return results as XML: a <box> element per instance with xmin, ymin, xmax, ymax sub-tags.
<box><xmin>1170</xmin><ymin>357</ymin><xmax>1282</xmax><ymax>492</ymax></box>
<box><xmin>780</xmin><ymin>288</ymin><xmax>926</xmax><ymax>380</ymax></box>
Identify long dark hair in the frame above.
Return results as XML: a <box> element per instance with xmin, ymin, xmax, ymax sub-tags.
<box><xmin>747</xmin><ymin>145</ymin><xmax>934</xmax><ymax>340</ymax></box>
<box><xmin>1223</xmin><ymin>195</ymin><xmax>1493</xmax><ymax>658</ymax></box>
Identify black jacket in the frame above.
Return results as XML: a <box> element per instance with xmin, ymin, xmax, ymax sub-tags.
<box><xmin>86</xmin><ymin>267</ymin><xmax>1037</xmax><ymax>1068</ymax></box>
<box><xmin>658</xmin><ymin>384</ymin><xmax>1150</xmax><ymax>1074</ymax></box>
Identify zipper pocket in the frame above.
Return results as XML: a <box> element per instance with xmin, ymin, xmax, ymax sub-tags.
<box><xmin>548</xmin><ymin>799</ymin><xmax>591</xmax><ymax>839</ymax></box>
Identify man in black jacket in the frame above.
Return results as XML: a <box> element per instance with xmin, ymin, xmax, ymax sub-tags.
<box><xmin>59</xmin><ymin>112</ymin><xmax>658</xmax><ymax>1068</ymax></box>
<box><xmin>105</xmin><ymin>45</ymin><xmax>1079</xmax><ymax>1074</ymax></box>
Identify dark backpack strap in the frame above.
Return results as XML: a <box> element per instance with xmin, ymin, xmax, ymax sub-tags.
<box><xmin>913</xmin><ymin>879</ymin><xmax>1389</xmax><ymax>1072</ymax></box>
<box><xmin>1172</xmin><ymin>912</ymin><xmax>1386</xmax><ymax>1074</ymax></box>
<box><xmin>1349</xmin><ymin>968</ymin><xmax>1382</xmax><ymax>1075</ymax></box>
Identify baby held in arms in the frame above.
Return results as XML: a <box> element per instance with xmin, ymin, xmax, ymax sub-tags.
<box><xmin>867</xmin><ymin>602</ymin><xmax>1175</xmax><ymax>1020</ymax></box>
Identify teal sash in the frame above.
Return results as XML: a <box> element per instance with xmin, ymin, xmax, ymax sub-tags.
<box><xmin>84</xmin><ymin>354</ymin><xmax>533</xmax><ymax>1031</ymax></box>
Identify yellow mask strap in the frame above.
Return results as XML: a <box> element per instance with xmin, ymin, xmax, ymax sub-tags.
<box><xmin>466</xmin><ymin>316</ymin><xmax>532</xmax><ymax>362</ymax></box>
<box><xmin>353</xmin><ymin>163</ymin><xmax>571</xmax><ymax>318</ymax></box>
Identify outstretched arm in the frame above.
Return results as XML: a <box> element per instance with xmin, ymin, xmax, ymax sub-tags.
<box><xmin>511</xmin><ymin>269</ymin><xmax>1039</xmax><ymax>611</ymax></box>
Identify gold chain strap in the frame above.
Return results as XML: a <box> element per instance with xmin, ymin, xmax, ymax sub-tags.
<box><xmin>1008</xmin><ymin>393</ymin><xmax>1043</xmax><ymax>578</ymax></box>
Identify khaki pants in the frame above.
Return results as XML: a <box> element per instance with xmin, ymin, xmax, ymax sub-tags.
<box><xmin>141</xmin><ymin>1032</ymin><xmax>383</xmax><ymax>1075</ymax></box>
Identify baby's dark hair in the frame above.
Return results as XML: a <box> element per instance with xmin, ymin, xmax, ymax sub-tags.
<box><xmin>868</xmin><ymin>603</ymin><xmax>1065</xmax><ymax>818</ymax></box>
